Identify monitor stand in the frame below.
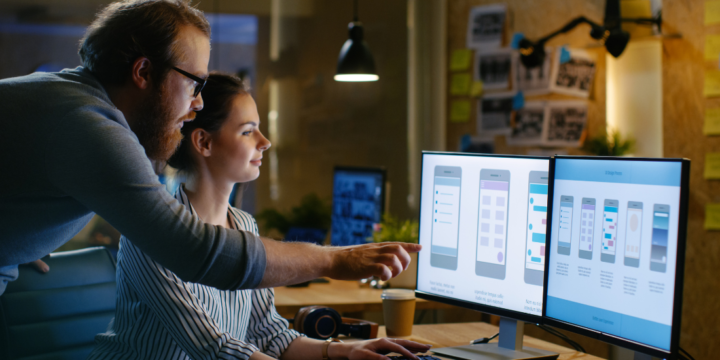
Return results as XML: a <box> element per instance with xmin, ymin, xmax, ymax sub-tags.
<box><xmin>431</xmin><ymin>318</ymin><xmax>559</xmax><ymax>360</ymax></box>
<box><xmin>612</xmin><ymin>345</ymin><xmax>655</xmax><ymax>360</ymax></box>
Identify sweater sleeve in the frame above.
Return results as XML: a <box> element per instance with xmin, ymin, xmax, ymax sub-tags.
<box><xmin>44</xmin><ymin>105</ymin><xmax>266</xmax><ymax>290</ymax></box>
<box><xmin>119</xmin><ymin>237</ymin><xmax>261</xmax><ymax>360</ymax></box>
<box><xmin>246</xmin><ymin>288</ymin><xmax>303</xmax><ymax>358</ymax></box>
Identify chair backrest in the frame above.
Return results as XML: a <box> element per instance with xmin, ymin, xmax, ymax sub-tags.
<box><xmin>0</xmin><ymin>247</ymin><xmax>117</xmax><ymax>360</ymax></box>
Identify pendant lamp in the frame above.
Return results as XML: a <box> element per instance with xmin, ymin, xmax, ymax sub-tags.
<box><xmin>334</xmin><ymin>0</ymin><xmax>378</xmax><ymax>82</ymax></box>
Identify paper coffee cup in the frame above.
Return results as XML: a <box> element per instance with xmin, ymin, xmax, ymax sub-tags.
<box><xmin>381</xmin><ymin>289</ymin><xmax>416</xmax><ymax>337</ymax></box>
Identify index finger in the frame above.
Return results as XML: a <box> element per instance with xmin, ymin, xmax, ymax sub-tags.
<box><xmin>399</xmin><ymin>243</ymin><xmax>422</xmax><ymax>253</ymax></box>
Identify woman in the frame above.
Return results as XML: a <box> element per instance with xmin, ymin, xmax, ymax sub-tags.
<box><xmin>88</xmin><ymin>73</ymin><xmax>431</xmax><ymax>360</ymax></box>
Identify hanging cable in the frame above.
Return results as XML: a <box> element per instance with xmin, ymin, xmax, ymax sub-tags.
<box><xmin>353</xmin><ymin>0</ymin><xmax>358</xmax><ymax>22</ymax></box>
<box><xmin>679</xmin><ymin>347</ymin><xmax>695</xmax><ymax>360</ymax></box>
<box><xmin>537</xmin><ymin>325</ymin><xmax>586</xmax><ymax>353</ymax></box>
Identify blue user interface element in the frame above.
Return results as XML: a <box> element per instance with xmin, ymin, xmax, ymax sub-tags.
<box><xmin>546</xmin><ymin>159</ymin><xmax>682</xmax><ymax>351</ymax></box>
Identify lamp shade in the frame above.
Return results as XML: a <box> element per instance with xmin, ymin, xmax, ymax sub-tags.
<box><xmin>334</xmin><ymin>21</ymin><xmax>378</xmax><ymax>82</ymax></box>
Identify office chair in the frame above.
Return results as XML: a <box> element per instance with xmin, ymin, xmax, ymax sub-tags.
<box><xmin>0</xmin><ymin>247</ymin><xmax>117</xmax><ymax>360</ymax></box>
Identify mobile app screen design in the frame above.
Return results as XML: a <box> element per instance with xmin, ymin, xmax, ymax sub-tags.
<box><xmin>430</xmin><ymin>166</ymin><xmax>462</xmax><ymax>270</ymax></box>
<box><xmin>557</xmin><ymin>196</ymin><xmax>573</xmax><ymax>255</ymax></box>
<box><xmin>601</xmin><ymin>199</ymin><xmax>619</xmax><ymax>263</ymax></box>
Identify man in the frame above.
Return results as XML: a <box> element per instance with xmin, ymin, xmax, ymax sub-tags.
<box><xmin>0</xmin><ymin>0</ymin><xmax>419</xmax><ymax>295</ymax></box>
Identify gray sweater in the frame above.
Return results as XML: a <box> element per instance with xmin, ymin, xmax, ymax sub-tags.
<box><xmin>0</xmin><ymin>67</ymin><xmax>266</xmax><ymax>290</ymax></box>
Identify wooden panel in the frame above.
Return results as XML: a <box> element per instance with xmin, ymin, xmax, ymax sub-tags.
<box><xmin>663</xmin><ymin>1</ymin><xmax>720</xmax><ymax>359</ymax></box>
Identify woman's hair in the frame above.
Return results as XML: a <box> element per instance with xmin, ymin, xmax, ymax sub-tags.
<box><xmin>79</xmin><ymin>0</ymin><xmax>210</xmax><ymax>86</ymax></box>
<box><xmin>167</xmin><ymin>72</ymin><xmax>250</xmax><ymax>173</ymax></box>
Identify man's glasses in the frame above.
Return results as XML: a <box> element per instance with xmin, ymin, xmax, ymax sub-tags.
<box><xmin>172</xmin><ymin>66</ymin><xmax>207</xmax><ymax>98</ymax></box>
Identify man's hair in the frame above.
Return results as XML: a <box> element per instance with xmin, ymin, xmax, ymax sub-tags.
<box><xmin>79</xmin><ymin>0</ymin><xmax>210</xmax><ymax>86</ymax></box>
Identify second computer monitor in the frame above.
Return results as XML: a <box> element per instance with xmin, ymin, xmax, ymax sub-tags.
<box><xmin>416</xmin><ymin>152</ymin><xmax>549</xmax><ymax>321</ymax></box>
<box><xmin>544</xmin><ymin>156</ymin><xmax>689</xmax><ymax>358</ymax></box>
<box><xmin>330</xmin><ymin>166</ymin><xmax>386</xmax><ymax>246</ymax></box>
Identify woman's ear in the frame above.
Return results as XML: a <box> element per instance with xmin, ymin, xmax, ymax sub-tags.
<box><xmin>190</xmin><ymin>128</ymin><xmax>213</xmax><ymax>157</ymax></box>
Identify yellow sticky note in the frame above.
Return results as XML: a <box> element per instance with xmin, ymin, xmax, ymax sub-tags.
<box><xmin>450</xmin><ymin>100</ymin><xmax>471</xmax><ymax>123</ymax></box>
<box><xmin>450</xmin><ymin>73</ymin><xmax>472</xmax><ymax>96</ymax></box>
<box><xmin>705</xmin><ymin>204</ymin><xmax>720</xmax><ymax>230</ymax></box>
<box><xmin>704</xmin><ymin>70</ymin><xmax>720</xmax><ymax>97</ymax></box>
<box><xmin>450</xmin><ymin>49</ymin><xmax>473</xmax><ymax>71</ymax></box>
<box><xmin>706</xmin><ymin>35</ymin><xmax>720</xmax><ymax>61</ymax></box>
<box><xmin>470</xmin><ymin>81</ymin><xmax>484</xmax><ymax>97</ymax></box>
<box><xmin>705</xmin><ymin>108</ymin><xmax>720</xmax><ymax>135</ymax></box>
<box><xmin>707</xmin><ymin>1</ymin><xmax>720</xmax><ymax>25</ymax></box>
<box><xmin>705</xmin><ymin>153</ymin><xmax>720</xmax><ymax>179</ymax></box>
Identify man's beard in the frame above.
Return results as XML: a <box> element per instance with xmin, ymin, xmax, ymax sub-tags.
<box><xmin>132</xmin><ymin>84</ymin><xmax>184</xmax><ymax>162</ymax></box>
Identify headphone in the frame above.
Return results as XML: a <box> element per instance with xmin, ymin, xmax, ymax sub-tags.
<box><xmin>289</xmin><ymin>306</ymin><xmax>378</xmax><ymax>340</ymax></box>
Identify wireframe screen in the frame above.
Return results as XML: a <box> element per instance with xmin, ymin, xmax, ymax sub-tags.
<box><xmin>545</xmin><ymin>158</ymin><xmax>683</xmax><ymax>352</ymax></box>
<box><xmin>330</xmin><ymin>168</ymin><xmax>385</xmax><ymax>246</ymax></box>
<box><xmin>416</xmin><ymin>153</ymin><xmax>549</xmax><ymax>317</ymax></box>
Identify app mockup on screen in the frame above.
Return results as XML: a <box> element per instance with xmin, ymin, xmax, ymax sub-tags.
<box><xmin>524</xmin><ymin>171</ymin><xmax>548</xmax><ymax>286</ymax></box>
<box><xmin>417</xmin><ymin>153</ymin><xmax>549</xmax><ymax>317</ymax></box>
<box><xmin>546</xmin><ymin>158</ymin><xmax>683</xmax><ymax>352</ymax></box>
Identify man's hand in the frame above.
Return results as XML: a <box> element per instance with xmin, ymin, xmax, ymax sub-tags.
<box><xmin>327</xmin><ymin>242</ymin><xmax>422</xmax><ymax>281</ymax></box>
<box><xmin>329</xmin><ymin>338</ymin><xmax>432</xmax><ymax>360</ymax></box>
<box><xmin>258</xmin><ymin>239</ymin><xmax>422</xmax><ymax>288</ymax></box>
<box><xmin>24</xmin><ymin>259</ymin><xmax>50</xmax><ymax>273</ymax></box>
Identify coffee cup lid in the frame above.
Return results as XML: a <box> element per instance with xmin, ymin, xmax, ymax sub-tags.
<box><xmin>381</xmin><ymin>289</ymin><xmax>416</xmax><ymax>300</ymax></box>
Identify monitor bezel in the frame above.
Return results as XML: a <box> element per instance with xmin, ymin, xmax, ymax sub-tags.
<box><xmin>542</xmin><ymin>155</ymin><xmax>689</xmax><ymax>359</ymax></box>
<box><xmin>415</xmin><ymin>151</ymin><xmax>551</xmax><ymax>324</ymax></box>
<box><xmin>331</xmin><ymin>166</ymin><xmax>388</xmax><ymax>245</ymax></box>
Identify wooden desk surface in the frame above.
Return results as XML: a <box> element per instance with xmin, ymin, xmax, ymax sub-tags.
<box><xmin>274</xmin><ymin>279</ymin><xmax>453</xmax><ymax>316</ymax></box>
<box><xmin>374</xmin><ymin>322</ymin><xmax>604</xmax><ymax>360</ymax></box>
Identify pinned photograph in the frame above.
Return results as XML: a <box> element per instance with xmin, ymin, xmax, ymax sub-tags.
<box><xmin>507</xmin><ymin>101</ymin><xmax>546</xmax><ymax>146</ymax></box>
<box><xmin>515</xmin><ymin>48</ymin><xmax>553</xmax><ymax>95</ymax></box>
<box><xmin>466</xmin><ymin>4</ymin><xmax>506</xmax><ymax>49</ymax></box>
<box><xmin>474</xmin><ymin>48</ymin><xmax>514</xmax><ymax>91</ymax></box>
<box><xmin>544</xmin><ymin>101</ymin><xmax>588</xmax><ymax>147</ymax></box>
<box><xmin>549</xmin><ymin>48</ymin><xmax>596</xmax><ymax>98</ymax></box>
<box><xmin>477</xmin><ymin>92</ymin><xmax>515</xmax><ymax>136</ymax></box>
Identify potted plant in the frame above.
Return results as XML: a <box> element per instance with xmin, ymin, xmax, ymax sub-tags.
<box><xmin>255</xmin><ymin>193</ymin><xmax>332</xmax><ymax>245</ymax></box>
<box><xmin>582</xmin><ymin>127</ymin><xmax>635</xmax><ymax>156</ymax></box>
<box><xmin>372</xmin><ymin>214</ymin><xmax>419</xmax><ymax>289</ymax></box>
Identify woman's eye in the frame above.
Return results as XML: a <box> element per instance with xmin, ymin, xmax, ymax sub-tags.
<box><xmin>242</xmin><ymin>131</ymin><xmax>253</xmax><ymax>136</ymax></box>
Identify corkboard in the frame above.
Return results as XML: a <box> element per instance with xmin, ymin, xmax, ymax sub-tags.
<box><xmin>663</xmin><ymin>1</ymin><xmax>720</xmax><ymax>359</ymax></box>
<box><xmin>447</xmin><ymin>0</ymin><xmax>607</xmax><ymax>153</ymax></box>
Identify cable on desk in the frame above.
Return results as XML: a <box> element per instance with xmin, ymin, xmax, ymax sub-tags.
<box><xmin>537</xmin><ymin>325</ymin><xmax>586</xmax><ymax>353</ymax></box>
<box><xmin>470</xmin><ymin>332</ymin><xmax>499</xmax><ymax>345</ymax></box>
<box><xmin>679</xmin><ymin>347</ymin><xmax>695</xmax><ymax>360</ymax></box>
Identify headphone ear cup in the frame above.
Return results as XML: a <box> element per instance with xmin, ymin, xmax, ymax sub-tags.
<box><xmin>296</xmin><ymin>307</ymin><xmax>342</xmax><ymax>340</ymax></box>
<box><xmin>293</xmin><ymin>305</ymin><xmax>323</xmax><ymax>334</ymax></box>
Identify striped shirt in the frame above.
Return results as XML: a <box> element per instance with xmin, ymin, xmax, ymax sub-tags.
<box><xmin>89</xmin><ymin>186</ymin><xmax>301</xmax><ymax>360</ymax></box>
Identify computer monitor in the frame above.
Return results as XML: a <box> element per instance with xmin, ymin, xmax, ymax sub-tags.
<box><xmin>543</xmin><ymin>156</ymin><xmax>689</xmax><ymax>359</ymax></box>
<box><xmin>416</xmin><ymin>151</ymin><xmax>556</xmax><ymax>360</ymax></box>
<box><xmin>330</xmin><ymin>166</ymin><xmax>386</xmax><ymax>246</ymax></box>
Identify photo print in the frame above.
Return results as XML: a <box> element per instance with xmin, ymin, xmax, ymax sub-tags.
<box><xmin>550</xmin><ymin>48</ymin><xmax>596</xmax><ymax>98</ymax></box>
<box><xmin>507</xmin><ymin>101</ymin><xmax>546</xmax><ymax>146</ymax></box>
<box><xmin>544</xmin><ymin>101</ymin><xmax>587</xmax><ymax>147</ymax></box>
<box><xmin>466</xmin><ymin>4</ymin><xmax>506</xmax><ymax>49</ymax></box>
<box><xmin>515</xmin><ymin>48</ymin><xmax>552</xmax><ymax>95</ymax></box>
<box><xmin>475</xmin><ymin>48</ymin><xmax>513</xmax><ymax>91</ymax></box>
<box><xmin>477</xmin><ymin>92</ymin><xmax>515</xmax><ymax>136</ymax></box>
